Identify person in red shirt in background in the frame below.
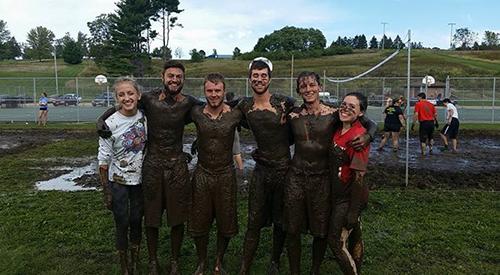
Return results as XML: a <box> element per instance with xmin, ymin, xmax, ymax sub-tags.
<box><xmin>328</xmin><ymin>92</ymin><xmax>370</xmax><ymax>275</ymax></box>
<box><xmin>412</xmin><ymin>92</ymin><xmax>438</xmax><ymax>155</ymax></box>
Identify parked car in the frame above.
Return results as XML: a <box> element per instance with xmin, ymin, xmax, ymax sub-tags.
<box><xmin>320</xmin><ymin>95</ymin><xmax>339</xmax><ymax>106</ymax></box>
<box><xmin>52</xmin><ymin>94</ymin><xmax>79</xmax><ymax>106</ymax></box>
<box><xmin>91</xmin><ymin>93</ymin><xmax>115</xmax><ymax>107</ymax></box>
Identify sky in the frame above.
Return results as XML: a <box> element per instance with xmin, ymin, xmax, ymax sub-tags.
<box><xmin>1</xmin><ymin>0</ymin><xmax>498</xmax><ymax>58</ymax></box>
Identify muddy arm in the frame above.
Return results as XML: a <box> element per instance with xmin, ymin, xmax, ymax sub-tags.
<box><xmin>346</xmin><ymin>170</ymin><xmax>368</xmax><ymax>230</ymax></box>
<box><xmin>349</xmin><ymin>117</ymin><xmax>377</xmax><ymax>151</ymax></box>
<box><xmin>98</xmin><ymin>165</ymin><xmax>112</xmax><ymax>210</ymax></box>
<box><xmin>96</xmin><ymin>107</ymin><xmax>118</xmax><ymax>138</ymax></box>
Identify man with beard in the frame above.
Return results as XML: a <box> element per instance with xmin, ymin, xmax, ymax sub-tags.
<box><xmin>188</xmin><ymin>73</ymin><xmax>242</xmax><ymax>275</ymax></box>
<box><xmin>97</xmin><ymin>60</ymin><xmax>201</xmax><ymax>275</ymax></box>
<box><xmin>285</xmin><ymin>71</ymin><xmax>376</xmax><ymax>275</ymax></box>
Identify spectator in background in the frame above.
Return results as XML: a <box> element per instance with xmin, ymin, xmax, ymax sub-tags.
<box><xmin>439</xmin><ymin>98</ymin><xmax>460</xmax><ymax>153</ymax></box>
<box><xmin>412</xmin><ymin>92</ymin><xmax>438</xmax><ymax>156</ymax></box>
<box><xmin>378</xmin><ymin>98</ymin><xmax>406</xmax><ymax>152</ymax></box>
<box><xmin>38</xmin><ymin>92</ymin><xmax>49</xmax><ymax>126</ymax></box>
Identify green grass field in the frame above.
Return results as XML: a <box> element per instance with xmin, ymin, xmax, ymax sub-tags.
<box><xmin>0</xmin><ymin>126</ymin><xmax>498</xmax><ymax>274</ymax></box>
<box><xmin>1</xmin><ymin>50</ymin><xmax>499</xmax><ymax>79</ymax></box>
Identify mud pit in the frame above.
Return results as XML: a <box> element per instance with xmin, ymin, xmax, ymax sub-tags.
<box><xmin>1</xmin><ymin>129</ymin><xmax>498</xmax><ymax>191</ymax></box>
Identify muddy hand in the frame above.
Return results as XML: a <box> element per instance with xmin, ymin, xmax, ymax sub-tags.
<box><xmin>345</xmin><ymin>212</ymin><xmax>358</xmax><ymax>230</ymax></box>
<box><xmin>96</xmin><ymin>121</ymin><xmax>112</xmax><ymax>138</ymax></box>
<box><xmin>103</xmin><ymin>192</ymin><xmax>112</xmax><ymax>210</ymax></box>
<box><xmin>350</xmin><ymin>133</ymin><xmax>370</xmax><ymax>151</ymax></box>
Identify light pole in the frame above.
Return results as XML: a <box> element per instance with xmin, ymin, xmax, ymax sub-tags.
<box><xmin>448</xmin><ymin>22</ymin><xmax>456</xmax><ymax>49</ymax></box>
<box><xmin>53</xmin><ymin>43</ymin><xmax>59</xmax><ymax>94</ymax></box>
<box><xmin>381</xmin><ymin>22</ymin><xmax>388</xmax><ymax>50</ymax></box>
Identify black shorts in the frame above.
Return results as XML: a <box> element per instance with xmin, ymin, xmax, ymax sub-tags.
<box><xmin>440</xmin><ymin>118</ymin><xmax>459</xmax><ymax>139</ymax></box>
<box><xmin>383</xmin><ymin>123</ymin><xmax>401</xmax><ymax>133</ymax></box>
<box><xmin>246</xmin><ymin>163</ymin><xmax>287</xmax><ymax>230</ymax></box>
<box><xmin>419</xmin><ymin>120</ymin><xmax>435</xmax><ymax>143</ymax></box>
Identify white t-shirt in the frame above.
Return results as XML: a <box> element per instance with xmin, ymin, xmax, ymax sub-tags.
<box><xmin>446</xmin><ymin>103</ymin><xmax>459</xmax><ymax>120</ymax></box>
<box><xmin>98</xmin><ymin>110</ymin><xmax>147</xmax><ymax>185</ymax></box>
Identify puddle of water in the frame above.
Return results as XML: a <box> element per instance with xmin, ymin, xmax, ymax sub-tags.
<box><xmin>36</xmin><ymin>163</ymin><xmax>97</xmax><ymax>191</ymax></box>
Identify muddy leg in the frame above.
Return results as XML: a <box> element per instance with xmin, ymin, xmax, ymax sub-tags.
<box><xmin>146</xmin><ymin>227</ymin><xmax>159</xmax><ymax>275</ymax></box>
<box><xmin>169</xmin><ymin>224</ymin><xmax>184</xmax><ymax>275</ymax></box>
<box><xmin>215</xmin><ymin>233</ymin><xmax>231</xmax><ymax>274</ymax></box>
<box><xmin>193</xmin><ymin>235</ymin><xmax>208</xmax><ymax>275</ymax></box>
<box><xmin>287</xmin><ymin>233</ymin><xmax>302</xmax><ymax>275</ymax></box>
<box><xmin>311</xmin><ymin>237</ymin><xmax>327</xmax><ymax>275</ymax></box>
<box><xmin>239</xmin><ymin>228</ymin><xmax>260</xmax><ymax>274</ymax></box>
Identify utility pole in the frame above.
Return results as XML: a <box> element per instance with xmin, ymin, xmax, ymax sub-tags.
<box><xmin>448</xmin><ymin>22</ymin><xmax>456</xmax><ymax>49</ymax></box>
<box><xmin>53</xmin><ymin>44</ymin><xmax>59</xmax><ymax>95</ymax></box>
<box><xmin>381</xmin><ymin>22</ymin><xmax>388</xmax><ymax>50</ymax></box>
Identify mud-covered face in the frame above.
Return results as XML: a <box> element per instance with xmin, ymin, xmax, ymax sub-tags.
<box><xmin>115</xmin><ymin>82</ymin><xmax>141</xmax><ymax>116</ymax></box>
<box><xmin>249</xmin><ymin>68</ymin><xmax>271</xmax><ymax>95</ymax></box>
<box><xmin>298</xmin><ymin>76</ymin><xmax>321</xmax><ymax>104</ymax></box>
<box><xmin>339</xmin><ymin>95</ymin><xmax>363</xmax><ymax>123</ymax></box>
<box><xmin>162</xmin><ymin>67</ymin><xmax>184</xmax><ymax>96</ymax></box>
<box><xmin>204</xmin><ymin>81</ymin><xmax>225</xmax><ymax>109</ymax></box>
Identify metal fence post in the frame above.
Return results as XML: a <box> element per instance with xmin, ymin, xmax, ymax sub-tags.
<box><xmin>33</xmin><ymin>78</ymin><xmax>37</xmax><ymax>123</ymax></box>
<box><xmin>492</xmin><ymin>77</ymin><xmax>496</xmax><ymax>123</ymax></box>
<box><xmin>76</xmin><ymin>77</ymin><xmax>80</xmax><ymax>123</ymax></box>
<box><xmin>445</xmin><ymin>75</ymin><xmax>450</xmax><ymax>97</ymax></box>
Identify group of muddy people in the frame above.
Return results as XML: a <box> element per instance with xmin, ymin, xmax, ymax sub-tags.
<box><xmin>98</xmin><ymin>57</ymin><xmax>443</xmax><ymax>275</ymax></box>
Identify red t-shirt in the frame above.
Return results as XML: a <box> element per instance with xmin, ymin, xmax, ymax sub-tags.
<box><xmin>333</xmin><ymin>120</ymin><xmax>370</xmax><ymax>185</ymax></box>
<box><xmin>414</xmin><ymin>100</ymin><xmax>436</xmax><ymax>121</ymax></box>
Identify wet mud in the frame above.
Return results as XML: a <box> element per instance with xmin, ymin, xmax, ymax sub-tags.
<box><xmin>2</xmin><ymin>129</ymin><xmax>498</xmax><ymax>191</ymax></box>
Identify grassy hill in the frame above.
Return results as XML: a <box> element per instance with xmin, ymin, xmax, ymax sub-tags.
<box><xmin>0</xmin><ymin>50</ymin><xmax>499</xmax><ymax>81</ymax></box>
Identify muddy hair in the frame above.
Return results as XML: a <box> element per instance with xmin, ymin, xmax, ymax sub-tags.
<box><xmin>248</xmin><ymin>60</ymin><xmax>272</xmax><ymax>79</ymax></box>
<box><xmin>344</xmin><ymin>92</ymin><xmax>368</xmax><ymax>112</ymax></box>
<box><xmin>162</xmin><ymin>60</ymin><xmax>185</xmax><ymax>76</ymax></box>
<box><xmin>295</xmin><ymin>71</ymin><xmax>321</xmax><ymax>94</ymax></box>
<box><xmin>204</xmin><ymin>72</ymin><xmax>225</xmax><ymax>89</ymax></box>
<box><xmin>112</xmin><ymin>76</ymin><xmax>142</xmax><ymax>96</ymax></box>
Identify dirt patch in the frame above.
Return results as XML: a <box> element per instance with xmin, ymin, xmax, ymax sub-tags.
<box><xmin>4</xmin><ymin>129</ymin><xmax>498</xmax><ymax>191</ymax></box>
<box><xmin>0</xmin><ymin>129</ymin><xmax>96</xmax><ymax>155</ymax></box>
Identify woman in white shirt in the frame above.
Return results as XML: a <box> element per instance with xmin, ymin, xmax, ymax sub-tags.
<box><xmin>97</xmin><ymin>77</ymin><xmax>147</xmax><ymax>274</ymax></box>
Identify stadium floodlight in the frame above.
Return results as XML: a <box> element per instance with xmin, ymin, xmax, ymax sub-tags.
<box><xmin>381</xmin><ymin>22</ymin><xmax>389</xmax><ymax>50</ymax></box>
<box><xmin>448</xmin><ymin>23</ymin><xmax>456</xmax><ymax>49</ymax></box>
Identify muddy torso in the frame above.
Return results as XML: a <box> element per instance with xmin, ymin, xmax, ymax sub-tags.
<box><xmin>141</xmin><ymin>89</ymin><xmax>198</xmax><ymax>158</ymax></box>
<box><xmin>191</xmin><ymin>105</ymin><xmax>243</xmax><ymax>170</ymax></box>
<box><xmin>288</xmin><ymin>104</ymin><xmax>339</xmax><ymax>172</ymax></box>
<box><xmin>237</xmin><ymin>94</ymin><xmax>295</xmax><ymax>163</ymax></box>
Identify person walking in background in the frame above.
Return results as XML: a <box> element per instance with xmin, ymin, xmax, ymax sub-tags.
<box><xmin>378</xmin><ymin>98</ymin><xmax>406</xmax><ymax>152</ymax></box>
<box><xmin>412</xmin><ymin>92</ymin><xmax>438</xmax><ymax>156</ymax></box>
<box><xmin>38</xmin><ymin>92</ymin><xmax>49</xmax><ymax>126</ymax></box>
<box><xmin>97</xmin><ymin>77</ymin><xmax>147</xmax><ymax>274</ymax></box>
<box><xmin>439</xmin><ymin>98</ymin><xmax>460</xmax><ymax>153</ymax></box>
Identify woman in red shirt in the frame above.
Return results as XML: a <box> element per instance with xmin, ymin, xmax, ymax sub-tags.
<box><xmin>328</xmin><ymin>92</ymin><xmax>370</xmax><ymax>275</ymax></box>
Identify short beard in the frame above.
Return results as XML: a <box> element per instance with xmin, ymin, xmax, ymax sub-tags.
<box><xmin>251</xmin><ymin>82</ymin><xmax>270</xmax><ymax>95</ymax></box>
<box><xmin>208</xmin><ymin>99</ymin><xmax>223</xmax><ymax>109</ymax></box>
<box><xmin>164</xmin><ymin>83</ymin><xmax>183</xmax><ymax>96</ymax></box>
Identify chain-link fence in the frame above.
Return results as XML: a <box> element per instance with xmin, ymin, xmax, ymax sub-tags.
<box><xmin>0</xmin><ymin>76</ymin><xmax>498</xmax><ymax>123</ymax></box>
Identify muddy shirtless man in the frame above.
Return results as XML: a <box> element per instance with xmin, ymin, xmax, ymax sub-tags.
<box><xmin>97</xmin><ymin>60</ymin><xmax>201</xmax><ymax>275</ymax></box>
<box><xmin>188</xmin><ymin>73</ymin><xmax>242</xmax><ymax>275</ymax></box>
<box><xmin>285</xmin><ymin>71</ymin><xmax>376</xmax><ymax>275</ymax></box>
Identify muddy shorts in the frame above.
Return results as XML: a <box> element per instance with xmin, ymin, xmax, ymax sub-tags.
<box><xmin>142</xmin><ymin>156</ymin><xmax>191</xmax><ymax>228</ymax></box>
<box><xmin>284</xmin><ymin>167</ymin><xmax>331</xmax><ymax>237</ymax></box>
<box><xmin>247</xmin><ymin>163</ymin><xmax>288</xmax><ymax>230</ymax></box>
<box><xmin>188</xmin><ymin>164</ymin><xmax>238</xmax><ymax>237</ymax></box>
<box><xmin>441</xmin><ymin>117</ymin><xmax>459</xmax><ymax>139</ymax></box>
<box><xmin>419</xmin><ymin>120</ymin><xmax>435</xmax><ymax>143</ymax></box>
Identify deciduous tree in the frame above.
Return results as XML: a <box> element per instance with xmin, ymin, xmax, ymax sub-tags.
<box><xmin>253</xmin><ymin>26</ymin><xmax>326</xmax><ymax>52</ymax></box>
<box><xmin>25</xmin><ymin>26</ymin><xmax>55</xmax><ymax>61</ymax></box>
